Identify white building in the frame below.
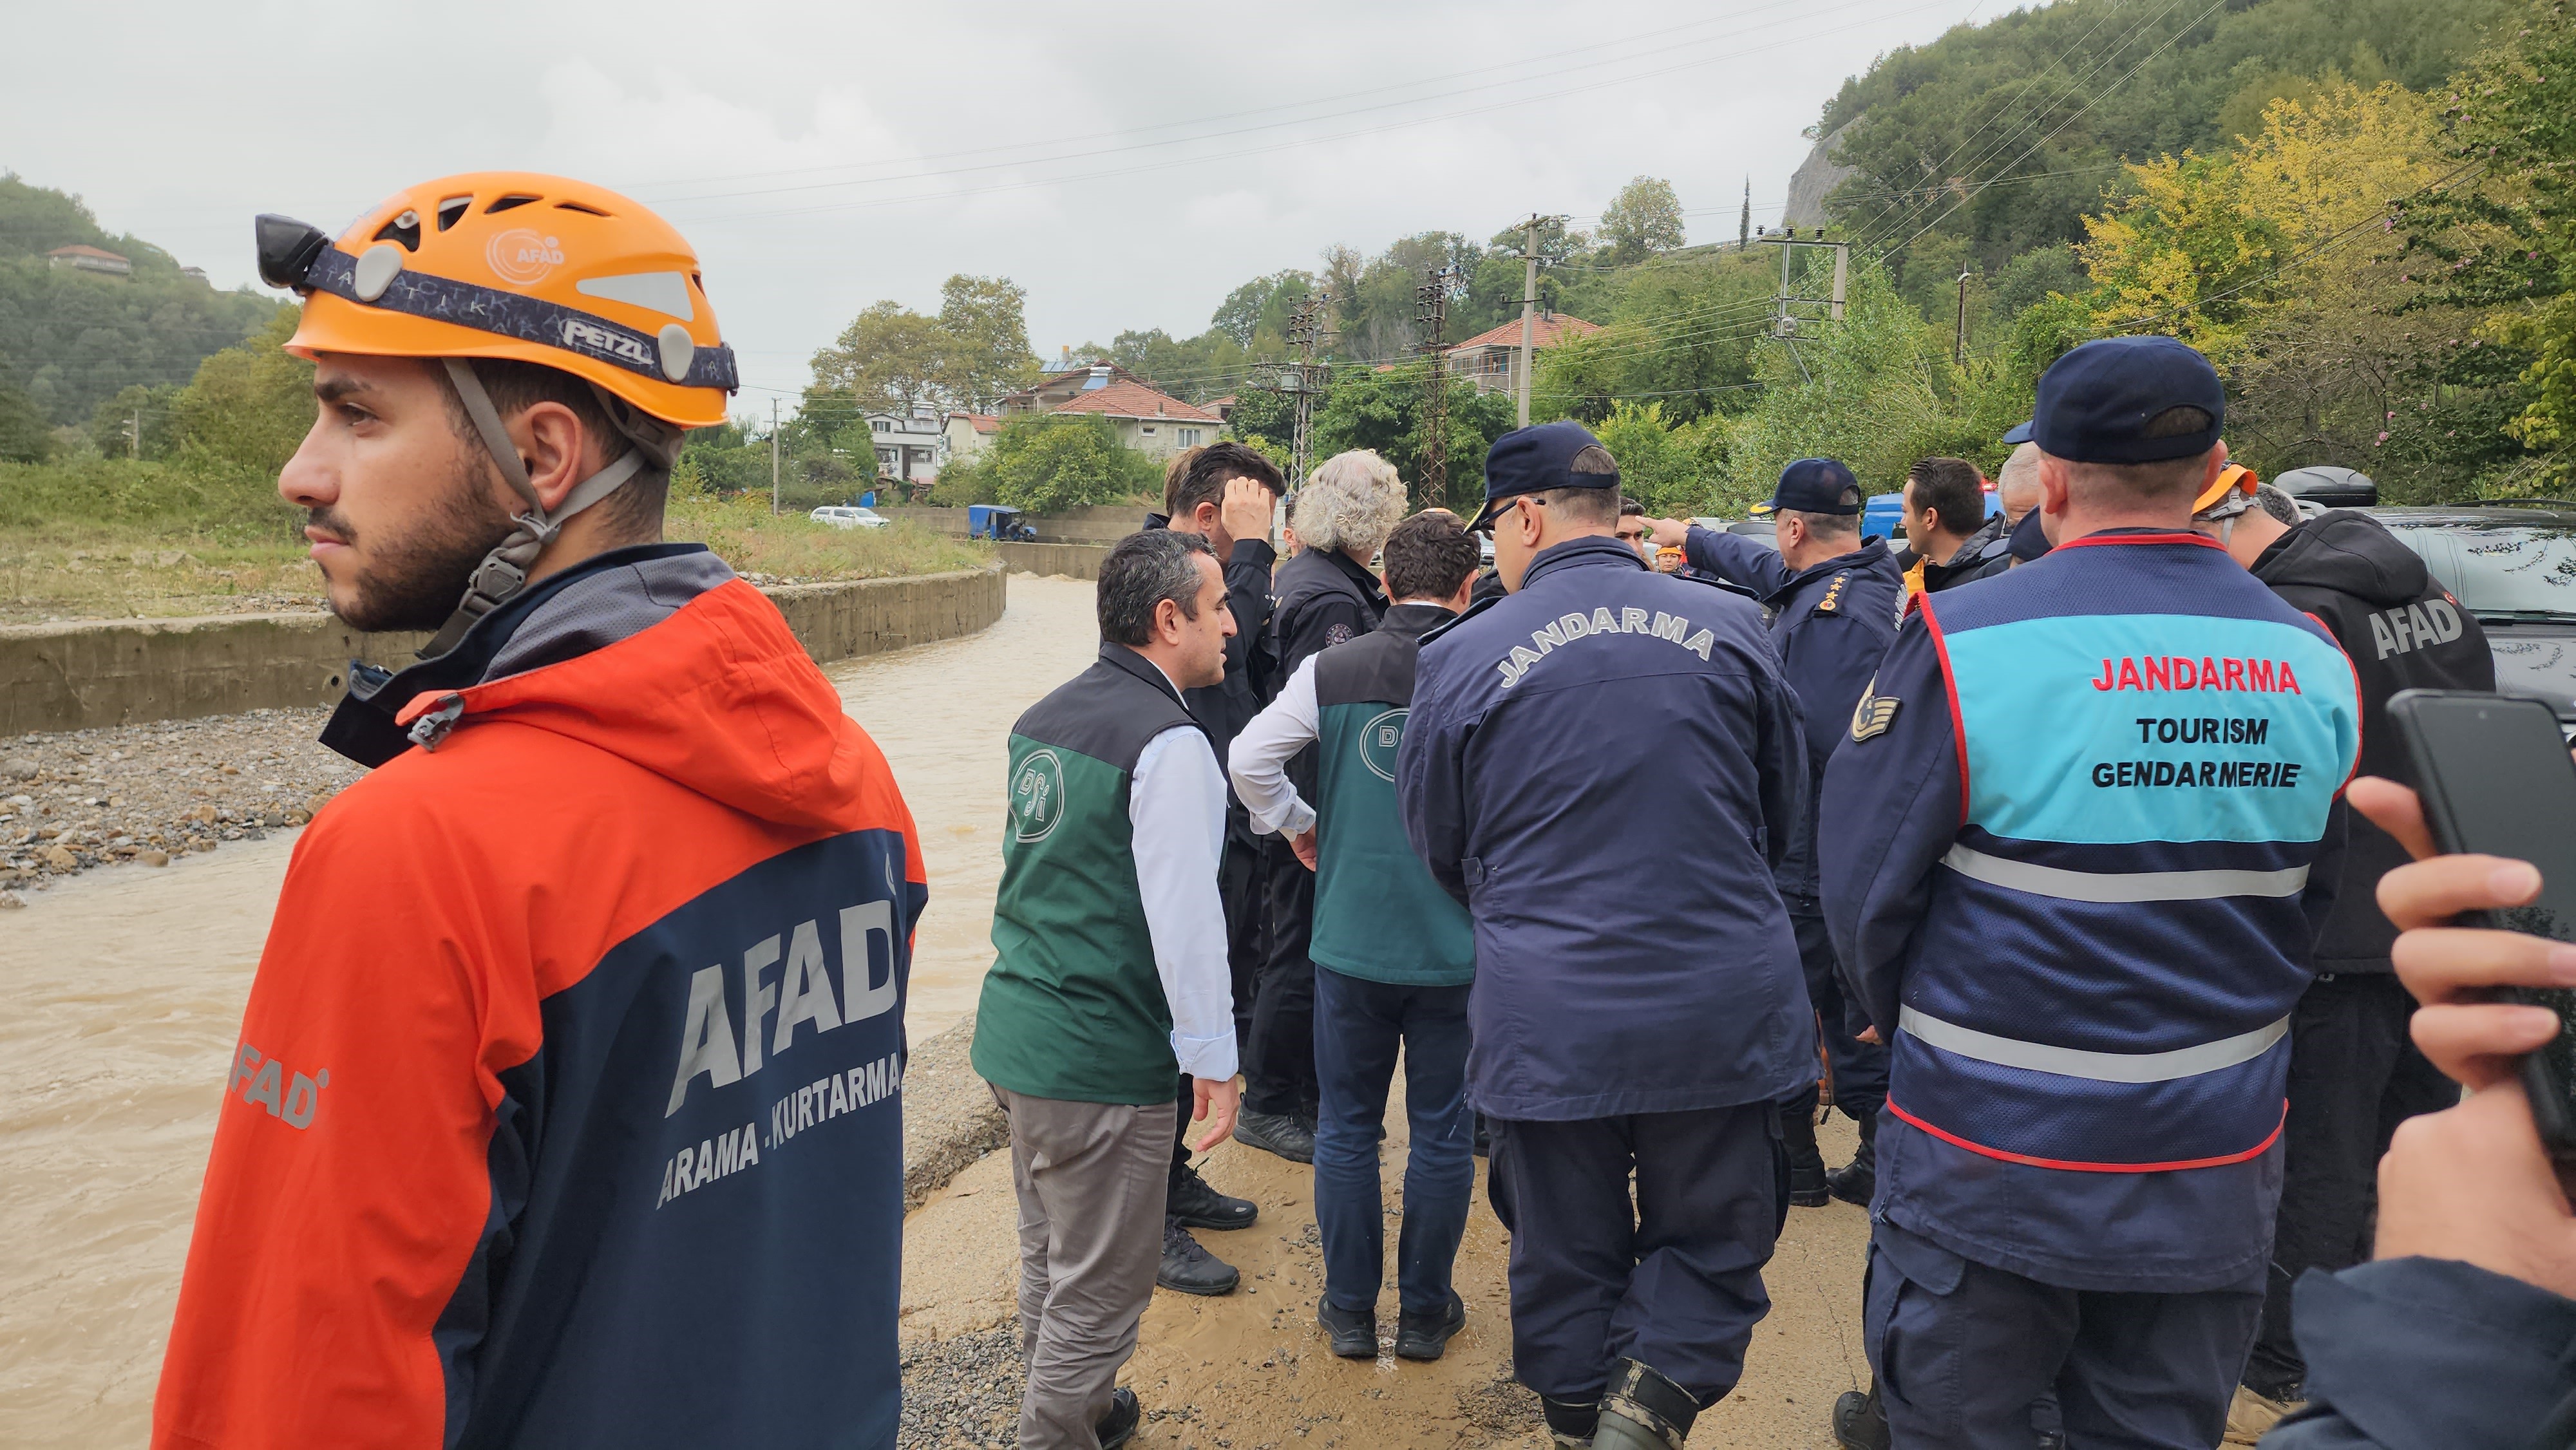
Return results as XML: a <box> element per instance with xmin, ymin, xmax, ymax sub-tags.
<box><xmin>866</xmin><ymin>411</ymin><xmax>946</xmax><ymax>487</ymax></box>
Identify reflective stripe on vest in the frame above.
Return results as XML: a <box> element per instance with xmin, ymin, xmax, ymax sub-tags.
<box><xmin>1898</xmin><ymin>1005</ymin><xmax>2291</xmax><ymax>1084</ymax></box>
<box><xmin>1942</xmin><ymin>842</ymin><xmax>2309</xmax><ymax>902</ymax></box>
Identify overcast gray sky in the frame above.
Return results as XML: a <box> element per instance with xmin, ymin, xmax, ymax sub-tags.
<box><xmin>3</xmin><ymin>0</ymin><xmax>1985</xmax><ymax>413</ymax></box>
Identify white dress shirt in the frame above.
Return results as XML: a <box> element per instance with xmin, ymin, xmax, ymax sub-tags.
<box><xmin>1129</xmin><ymin>662</ymin><xmax>1240</xmax><ymax>1082</ymax></box>
<box><xmin>1226</xmin><ymin>654</ymin><xmax>1321</xmax><ymax>839</ymax></box>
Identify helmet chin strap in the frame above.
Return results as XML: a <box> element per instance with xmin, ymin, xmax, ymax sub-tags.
<box><xmin>422</xmin><ymin>357</ymin><xmax>673</xmax><ymax>659</ymax></box>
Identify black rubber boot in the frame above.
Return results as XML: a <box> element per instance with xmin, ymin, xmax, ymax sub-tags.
<box><xmin>1779</xmin><ymin>1101</ymin><xmax>1829</xmax><ymax>1208</ymax></box>
<box><xmin>1826</xmin><ymin>1109</ymin><xmax>1877</xmax><ymax>1208</ymax></box>
<box><xmin>1595</xmin><ymin>1359</ymin><xmax>1698</xmax><ymax>1449</ymax></box>
<box><xmin>1541</xmin><ymin>1395</ymin><xmax>1600</xmax><ymax>1447</ymax></box>
<box><xmin>1832</xmin><ymin>1382</ymin><xmax>1890</xmax><ymax>1450</ymax></box>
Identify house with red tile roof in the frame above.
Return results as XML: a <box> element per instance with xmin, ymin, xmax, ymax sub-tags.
<box><xmin>1444</xmin><ymin>312</ymin><xmax>1602</xmax><ymax>396</ymax></box>
<box><xmin>943</xmin><ymin>411</ymin><xmax>1001</xmax><ymax>461</ymax></box>
<box><xmin>45</xmin><ymin>243</ymin><xmax>132</xmax><ymax>278</ymax></box>
<box><xmin>1043</xmin><ymin>376</ymin><xmax>1222</xmax><ymax>462</ymax></box>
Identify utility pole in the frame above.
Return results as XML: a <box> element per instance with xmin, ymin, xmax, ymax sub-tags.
<box><xmin>770</xmin><ymin>397</ymin><xmax>781</xmax><ymax>516</ymax></box>
<box><xmin>1283</xmin><ymin>291</ymin><xmax>1331</xmax><ymax>489</ymax></box>
<box><xmin>1751</xmin><ymin>229</ymin><xmax>1853</xmax><ymax>386</ymax></box>
<box><xmin>127</xmin><ymin>406</ymin><xmax>140</xmax><ymax>460</ymax></box>
<box><xmin>1954</xmin><ymin>270</ymin><xmax>1973</xmax><ymax>367</ymax></box>
<box><xmin>1515</xmin><ymin>214</ymin><xmax>1542</xmax><ymax>428</ymax></box>
<box><xmin>1414</xmin><ymin>265</ymin><xmax>1455</xmax><ymax>511</ymax></box>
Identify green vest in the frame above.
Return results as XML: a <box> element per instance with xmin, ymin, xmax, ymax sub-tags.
<box><xmin>1309</xmin><ymin>604</ymin><xmax>1475</xmax><ymax>987</ymax></box>
<box><xmin>971</xmin><ymin>645</ymin><xmax>1206</xmax><ymax>1104</ymax></box>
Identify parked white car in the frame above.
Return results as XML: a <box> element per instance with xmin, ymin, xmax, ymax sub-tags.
<box><xmin>810</xmin><ymin>505</ymin><xmax>889</xmax><ymax>530</ymax></box>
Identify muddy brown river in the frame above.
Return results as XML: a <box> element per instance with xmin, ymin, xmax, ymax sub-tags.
<box><xmin>0</xmin><ymin>574</ymin><xmax>1099</xmax><ymax>1448</ymax></box>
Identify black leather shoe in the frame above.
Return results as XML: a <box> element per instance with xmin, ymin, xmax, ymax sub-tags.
<box><xmin>1828</xmin><ymin>1113</ymin><xmax>1878</xmax><ymax>1207</ymax></box>
<box><xmin>1833</xmin><ymin>1384</ymin><xmax>1890</xmax><ymax>1450</ymax></box>
<box><xmin>1787</xmin><ymin>1143</ymin><xmax>1830</xmax><ymax>1207</ymax></box>
<box><xmin>1168</xmin><ymin>1163</ymin><xmax>1256</xmax><ymax>1230</ymax></box>
<box><xmin>1394</xmin><ymin>1290</ymin><xmax>1466</xmax><ymax>1361</ymax></box>
<box><xmin>1234</xmin><ymin>1109</ymin><xmax>1316</xmax><ymax>1164</ymax></box>
<box><xmin>1096</xmin><ymin>1385</ymin><xmax>1141</xmax><ymax>1448</ymax></box>
<box><xmin>1157</xmin><ymin>1218</ymin><xmax>1240</xmax><ymax>1295</ymax></box>
<box><xmin>1825</xmin><ymin>1149</ymin><xmax>1874</xmax><ymax>1207</ymax></box>
<box><xmin>1318</xmin><ymin>1296</ymin><xmax>1378</xmax><ymax>1358</ymax></box>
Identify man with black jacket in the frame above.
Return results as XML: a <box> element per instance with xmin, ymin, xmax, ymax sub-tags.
<box><xmin>1237</xmin><ymin>449</ymin><xmax>1406</xmax><ymax>1164</ymax></box>
<box><xmin>1146</xmin><ymin>441</ymin><xmax>1286</xmax><ymax>1294</ymax></box>
<box><xmin>2186</xmin><ymin>476</ymin><xmax>2499</xmax><ymax>1440</ymax></box>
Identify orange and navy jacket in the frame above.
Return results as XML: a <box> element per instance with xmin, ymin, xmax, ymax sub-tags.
<box><xmin>153</xmin><ymin>554</ymin><xmax>925</xmax><ymax>1449</ymax></box>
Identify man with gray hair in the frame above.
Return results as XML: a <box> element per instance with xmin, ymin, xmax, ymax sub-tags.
<box><xmin>1995</xmin><ymin>440</ymin><xmax>2043</xmax><ymax>525</ymax></box>
<box><xmin>1238</xmin><ymin>448</ymin><xmax>1410</xmax><ymax>1163</ymax></box>
<box><xmin>971</xmin><ymin>528</ymin><xmax>1244</xmax><ymax>1450</ymax></box>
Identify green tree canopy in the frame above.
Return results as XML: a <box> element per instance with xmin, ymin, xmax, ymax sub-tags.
<box><xmin>985</xmin><ymin>414</ymin><xmax>1160</xmax><ymax>513</ymax></box>
<box><xmin>1599</xmin><ymin>178</ymin><xmax>1688</xmax><ymax>263</ymax></box>
<box><xmin>168</xmin><ymin>310</ymin><xmax>314</xmax><ymax>475</ymax></box>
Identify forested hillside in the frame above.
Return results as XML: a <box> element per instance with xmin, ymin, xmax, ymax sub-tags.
<box><xmin>1044</xmin><ymin>0</ymin><xmax>2566</xmax><ymax>514</ymax></box>
<box><xmin>0</xmin><ymin>175</ymin><xmax>285</xmax><ymax>449</ymax></box>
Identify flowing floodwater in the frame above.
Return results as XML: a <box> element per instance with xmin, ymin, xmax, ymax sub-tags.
<box><xmin>0</xmin><ymin>574</ymin><xmax>1098</xmax><ymax>1448</ymax></box>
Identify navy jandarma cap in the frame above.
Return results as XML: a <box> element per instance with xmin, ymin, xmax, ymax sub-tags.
<box><xmin>1766</xmin><ymin>458</ymin><xmax>1863</xmax><ymax>514</ymax></box>
<box><xmin>1472</xmin><ymin>420</ymin><xmax>1620</xmax><ymax>530</ymax></box>
<box><xmin>2002</xmin><ymin>335</ymin><xmax>2225</xmax><ymax>464</ymax></box>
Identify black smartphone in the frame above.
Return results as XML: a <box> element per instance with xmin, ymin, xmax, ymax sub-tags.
<box><xmin>2386</xmin><ymin>688</ymin><xmax>2576</xmax><ymax>1162</ymax></box>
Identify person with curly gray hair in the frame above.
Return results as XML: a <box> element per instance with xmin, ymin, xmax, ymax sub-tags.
<box><xmin>1233</xmin><ymin>449</ymin><xmax>1408</xmax><ymax>1165</ymax></box>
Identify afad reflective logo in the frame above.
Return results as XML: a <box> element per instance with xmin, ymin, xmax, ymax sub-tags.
<box><xmin>1010</xmin><ymin>749</ymin><xmax>1065</xmax><ymax>842</ymax></box>
<box><xmin>1359</xmin><ymin>708</ymin><xmax>1407</xmax><ymax>782</ymax></box>
<box><xmin>487</xmin><ymin>227</ymin><xmax>565</xmax><ymax>284</ymax></box>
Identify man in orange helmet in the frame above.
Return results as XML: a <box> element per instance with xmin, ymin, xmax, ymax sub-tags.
<box><xmin>153</xmin><ymin>175</ymin><xmax>928</xmax><ymax>1449</ymax></box>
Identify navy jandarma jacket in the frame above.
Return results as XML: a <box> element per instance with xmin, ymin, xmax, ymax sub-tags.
<box><xmin>1397</xmin><ymin>535</ymin><xmax>1816</xmax><ymax>1120</ymax></box>
<box><xmin>1819</xmin><ymin>530</ymin><xmax>2360</xmax><ymax>1293</ymax></box>
<box><xmin>1681</xmin><ymin>526</ymin><xmax>1902</xmax><ymax>903</ymax></box>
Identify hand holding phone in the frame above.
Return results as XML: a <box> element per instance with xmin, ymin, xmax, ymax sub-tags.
<box><xmin>2385</xmin><ymin>690</ymin><xmax>2576</xmax><ymax>1162</ymax></box>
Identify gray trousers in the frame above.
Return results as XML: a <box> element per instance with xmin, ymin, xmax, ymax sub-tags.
<box><xmin>994</xmin><ymin>1086</ymin><xmax>1179</xmax><ymax>1450</ymax></box>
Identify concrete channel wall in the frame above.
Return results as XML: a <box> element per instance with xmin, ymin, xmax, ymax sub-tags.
<box><xmin>0</xmin><ymin>562</ymin><xmax>1007</xmax><ymax>739</ymax></box>
<box><xmin>993</xmin><ymin>541</ymin><xmax>1109</xmax><ymax>579</ymax></box>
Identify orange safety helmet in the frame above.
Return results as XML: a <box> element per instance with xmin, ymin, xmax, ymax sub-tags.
<box><xmin>258</xmin><ymin>172</ymin><xmax>735</xmax><ymax>428</ymax></box>
<box><xmin>257</xmin><ymin>173</ymin><xmax>741</xmax><ymax>655</ymax></box>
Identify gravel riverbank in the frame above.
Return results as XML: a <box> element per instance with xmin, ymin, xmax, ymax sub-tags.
<box><xmin>0</xmin><ymin>705</ymin><xmax>359</xmax><ymax>902</ymax></box>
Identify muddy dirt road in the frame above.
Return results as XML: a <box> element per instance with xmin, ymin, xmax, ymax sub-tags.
<box><xmin>896</xmin><ymin>1089</ymin><xmax>1871</xmax><ymax>1450</ymax></box>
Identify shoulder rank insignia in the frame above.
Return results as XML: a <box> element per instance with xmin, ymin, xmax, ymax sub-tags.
<box><xmin>1815</xmin><ymin>571</ymin><xmax>1849</xmax><ymax>614</ymax></box>
<box><xmin>1850</xmin><ymin>678</ymin><xmax>1900</xmax><ymax>741</ymax></box>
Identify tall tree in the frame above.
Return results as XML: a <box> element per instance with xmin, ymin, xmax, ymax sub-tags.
<box><xmin>810</xmin><ymin>301</ymin><xmax>947</xmax><ymax>416</ymax></box>
<box><xmin>937</xmin><ymin>274</ymin><xmax>1037</xmax><ymax>411</ymax></box>
<box><xmin>1600</xmin><ymin>176</ymin><xmax>1687</xmax><ymax>263</ymax></box>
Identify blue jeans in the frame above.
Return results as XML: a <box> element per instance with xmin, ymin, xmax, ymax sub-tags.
<box><xmin>1312</xmin><ymin>965</ymin><xmax>1473</xmax><ymax>1315</ymax></box>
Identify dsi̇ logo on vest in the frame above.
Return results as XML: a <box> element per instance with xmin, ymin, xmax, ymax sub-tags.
<box><xmin>1011</xmin><ymin>750</ymin><xmax>1065</xmax><ymax>842</ymax></box>
<box><xmin>1359</xmin><ymin>709</ymin><xmax>1407</xmax><ymax>782</ymax></box>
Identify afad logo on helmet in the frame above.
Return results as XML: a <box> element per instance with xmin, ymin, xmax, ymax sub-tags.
<box><xmin>487</xmin><ymin>227</ymin><xmax>565</xmax><ymax>285</ymax></box>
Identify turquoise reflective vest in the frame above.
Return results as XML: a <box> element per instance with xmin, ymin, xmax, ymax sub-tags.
<box><xmin>1889</xmin><ymin>532</ymin><xmax>2362</xmax><ymax>1171</ymax></box>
